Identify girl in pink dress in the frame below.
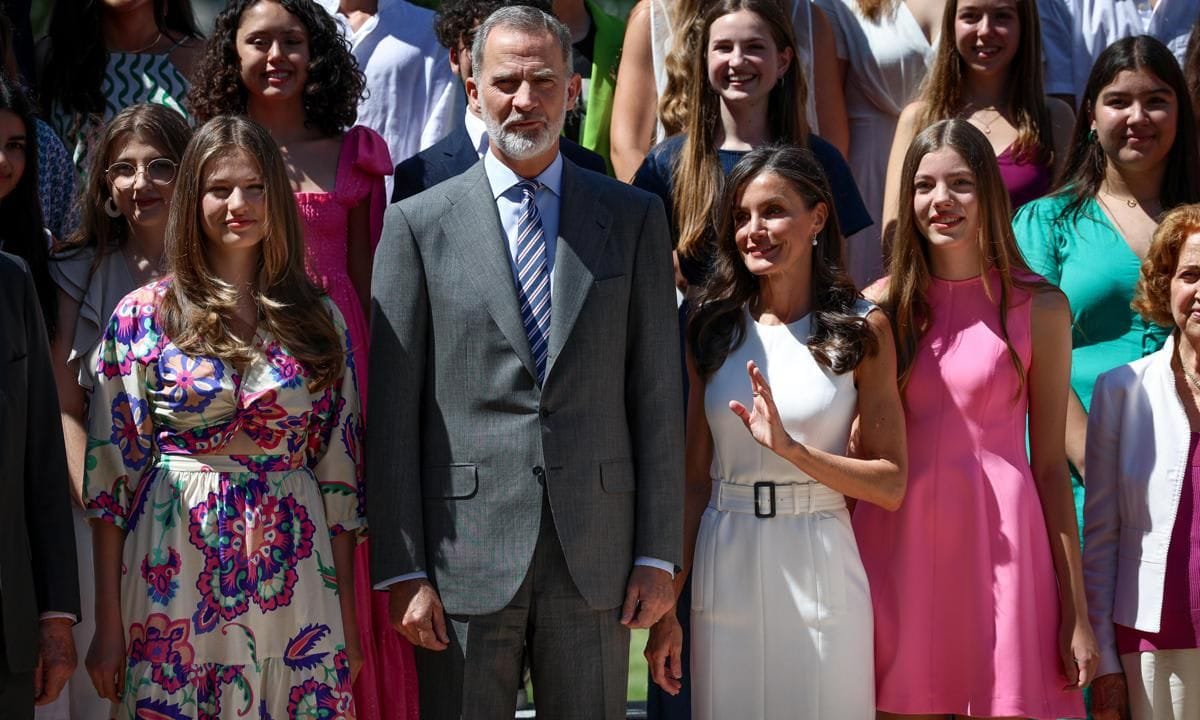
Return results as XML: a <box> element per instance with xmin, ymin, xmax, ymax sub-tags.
<box><xmin>189</xmin><ymin>2</ymin><xmax>410</xmax><ymax>719</ymax></box>
<box><xmin>855</xmin><ymin>118</ymin><xmax>1097</xmax><ymax>719</ymax></box>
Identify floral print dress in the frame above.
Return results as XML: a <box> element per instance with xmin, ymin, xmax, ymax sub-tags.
<box><xmin>83</xmin><ymin>280</ymin><xmax>364</xmax><ymax>720</ymax></box>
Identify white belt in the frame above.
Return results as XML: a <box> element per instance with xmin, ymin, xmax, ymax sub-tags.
<box><xmin>710</xmin><ymin>479</ymin><xmax>845</xmax><ymax>517</ymax></box>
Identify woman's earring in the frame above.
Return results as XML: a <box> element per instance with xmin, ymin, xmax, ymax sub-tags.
<box><xmin>1087</xmin><ymin>128</ymin><xmax>1098</xmax><ymax>143</ymax></box>
<box><xmin>104</xmin><ymin>197</ymin><xmax>122</xmax><ymax>218</ymax></box>
<box><xmin>811</xmin><ymin>233</ymin><xmax>818</xmax><ymax>246</ymax></box>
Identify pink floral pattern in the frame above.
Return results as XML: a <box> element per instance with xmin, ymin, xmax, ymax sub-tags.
<box><xmin>188</xmin><ymin>477</ymin><xmax>316</xmax><ymax>633</ymax></box>
<box><xmin>128</xmin><ymin>613</ymin><xmax>195</xmax><ymax>693</ymax></box>
<box><xmin>141</xmin><ymin>548</ymin><xmax>182</xmax><ymax>605</ymax></box>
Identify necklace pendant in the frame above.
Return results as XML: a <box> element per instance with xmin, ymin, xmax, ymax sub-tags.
<box><xmin>1126</xmin><ymin>198</ymin><xmax>1138</xmax><ymax>208</ymax></box>
<box><xmin>983</xmin><ymin>126</ymin><xmax>991</xmax><ymax>134</ymax></box>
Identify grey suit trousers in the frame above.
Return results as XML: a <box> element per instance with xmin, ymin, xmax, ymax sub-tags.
<box><xmin>416</xmin><ymin>496</ymin><xmax>631</xmax><ymax>720</ymax></box>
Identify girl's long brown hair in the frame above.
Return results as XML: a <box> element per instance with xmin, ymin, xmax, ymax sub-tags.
<box><xmin>916</xmin><ymin>0</ymin><xmax>1052</xmax><ymax>164</ymax></box>
<box><xmin>1052</xmin><ymin>35</ymin><xmax>1200</xmax><ymax>222</ymax></box>
<box><xmin>690</xmin><ymin>144</ymin><xmax>875</xmax><ymax>379</ymax></box>
<box><xmin>884</xmin><ymin>119</ymin><xmax>1039</xmax><ymax>392</ymax></box>
<box><xmin>158</xmin><ymin>115</ymin><xmax>344</xmax><ymax>390</ymax></box>
<box><xmin>672</xmin><ymin>0</ymin><xmax>809</xmax><ymax>259</ymax></box>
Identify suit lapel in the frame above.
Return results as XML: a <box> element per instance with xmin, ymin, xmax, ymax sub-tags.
<box><xmin>546</xmin><ymin>160</ymin><xmax>611</xmax><ymax>379</ymax></box>
<box><xmin>439</xmin><ymin>163</ymin><xmax>538</xmax><ymax>379</ymax></box>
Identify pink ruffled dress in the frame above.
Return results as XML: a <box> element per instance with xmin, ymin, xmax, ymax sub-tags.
<box><xmin>295</xmin><ymin>125</ymin><xmax>418</xmax><ymax>720</ymax></box>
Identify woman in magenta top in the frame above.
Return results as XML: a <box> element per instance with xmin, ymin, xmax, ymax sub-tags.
<box><xmin>189</xmin><ymin>2</ymin><xmax>405</xmax><ymax>719</ymax></box>
<box><xmin>1084</xmin><ymin>204</ymin><xmax>1200</xmax><ymax>720</ymax></box>
<box><xmin>856</xmin><ymin>119</ymin><xmax>1097</xmax><ymax>718</ymax></box>
<box><xmin>881</xmin><ymin>0</ymin><xmax>1072</xmax><ymax>244</ymax></box>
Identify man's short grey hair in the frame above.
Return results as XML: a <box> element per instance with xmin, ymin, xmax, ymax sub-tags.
<box><xmin>471</xmin><ymin>6</ymin><xmax>573</xmax><ymax>82</ymax></box>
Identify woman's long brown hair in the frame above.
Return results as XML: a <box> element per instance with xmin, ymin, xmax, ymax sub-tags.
<box><xmin>690</xmin><ymin>144</ymin><xmax>875</xmax><ymax>380</ymax></box>
<box><xmin>916</xmin><ymin>0</ymin><xmax>1053</xmax><ymax>164</ymax></box>
<box><xmin>158</xmin><ymin>115</ymin><xmax>344</xmax><ymax>390</ymax></box>
<box><xmin>671</xmin><ymin>0</ymin><xmax>809</xmax><ymax>259</ymax></box>
<box><xmin>883</xmin><ymin>119</ymin><xmax>1039</xmax><ymax>392</ymax></box>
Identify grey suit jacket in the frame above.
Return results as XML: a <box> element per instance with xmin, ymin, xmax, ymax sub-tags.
<box><xmin>0</xmin><ymin>252</ymin><xmax>79</xmax><ymax>670</ymax></box>
<box><xmin>368</xmin><ymin>155</ymin><xmax>684</xmax><ymax>616</ymax></box>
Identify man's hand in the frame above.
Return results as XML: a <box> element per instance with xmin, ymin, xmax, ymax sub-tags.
<box><xmin>388</xmin><ymin>579</ymin><xmax>449</xmax><ymax>651</ymax></box>
<box><xmin>621</xmin><ymin>565</ymin><xmax>674</xmax><ymax>629</ymax></box>
<box><xmin>34</xmin><ymin>618</ymin><xmax>76</xmax><ymax>705</ymax></box>
<box><xmin>644</xmin><ymin>612</ymin><xmax>684</xmax><ymax>695</ymax></box>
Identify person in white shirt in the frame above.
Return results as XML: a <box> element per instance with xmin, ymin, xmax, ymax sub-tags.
<box><xmin>1040</xmin><ymin>0</ymin><xmax>1200</xmax><ymax>105</ymax></box>
<box><xmin>320</xmin><ymin>0</ymin><xmax>459</xmax><ymax>199</ymax></box>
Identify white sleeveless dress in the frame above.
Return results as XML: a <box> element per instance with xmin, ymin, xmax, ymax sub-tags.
<box><xmin>814</xmin><ymin>0</ymin><xmax>935</xmax><ymax>287</ymax></box>
<box><xmin>691</xmin><ymin>304</ymin><xmax>875</xmax><ymax>720</ymax></box>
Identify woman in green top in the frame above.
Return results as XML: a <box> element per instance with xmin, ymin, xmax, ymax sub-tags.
<box><xmin>1013</xmin><ymin>36</ymin><xmax>1200</xmax><ymax>527</ymax></box>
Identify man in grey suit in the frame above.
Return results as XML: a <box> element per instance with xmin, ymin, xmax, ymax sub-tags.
<box><xmin>367</xmin><ymin>6</ymin><xmax>684</xmax><ymax>718</ymax></box>
<box><xmin>0</xmin><ymin>252</ymin><xmax>79</xmax><ymax>718</ymax></box>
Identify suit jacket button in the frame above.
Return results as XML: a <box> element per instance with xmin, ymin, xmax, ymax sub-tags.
<box><xmin>533</xmin><ymin>466</ymin><xmax>545</xmax><ymax>485</ymax></box>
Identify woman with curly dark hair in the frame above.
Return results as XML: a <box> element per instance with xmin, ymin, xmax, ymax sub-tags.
<box><xmin>38</xmin><ymin>0</ymin><xmax>202</xmax><ymax>174</ymax></box>
<box><xmin>190</xmin><ymin>3</ymin><xmax>399</xmax><ymax>717</ymax></box>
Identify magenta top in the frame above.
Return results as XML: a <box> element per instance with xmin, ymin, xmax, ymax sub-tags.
<box><xmin>1117</xmin><ymin>432</ymin><xmax>1200</xmax><ymax>653</ymax></box>
<box><xmin>997</xmin><ymin>145</ymin><xmax>1051</xmax><ymax>212</ymax></box>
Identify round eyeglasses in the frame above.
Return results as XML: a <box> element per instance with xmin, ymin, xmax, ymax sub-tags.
<box><xmin>105</xmin><ymin>158</ymin><xmax>178</xmax><ymax>189</ymax></box>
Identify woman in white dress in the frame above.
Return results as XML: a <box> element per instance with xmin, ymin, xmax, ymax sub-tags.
<box><xmin>645</xmin><ymin>144</ymin><xmax>907</xmax><ymax>719</ymax></box>
<box><xmin>815</xmin><ymin>0</ymin><xmax>941</xmax><ymax>286</ymax></box>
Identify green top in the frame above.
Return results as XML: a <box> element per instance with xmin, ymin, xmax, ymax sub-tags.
<box><xmin>1012</xmin><ymin>192</ymin><xmax>1170</xmax><ymax>412</ymax></box>
<box><xmin>580</xmin><ymin>0</ymin><xmax>625</xmax><ymax>173</ymax></box>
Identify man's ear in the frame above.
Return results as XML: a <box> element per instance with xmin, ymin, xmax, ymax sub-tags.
<box><xmin>466</xmin><ymin>73</ymin><xmax>480</xmax><ymax>113</ymax></box>
<box><xmin>566</xmin><ymin>72</ymin><xmax>582</xmax><ymax>111</ymax></box>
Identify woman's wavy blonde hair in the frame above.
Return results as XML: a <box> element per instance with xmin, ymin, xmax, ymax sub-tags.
<box><xmin>1134</xmin><ymin>204</ymin><xmax>1200</xmax><ymax>328</ymax></box>
<box><xmin>158</xmin><ymin>115</ymin><xmax>344</xmax><ymax>390</ymax></box>
<box><xmin>658</xmin><ymin>0</ymin><xmax>706</xmax><ymax>137</ymax></box>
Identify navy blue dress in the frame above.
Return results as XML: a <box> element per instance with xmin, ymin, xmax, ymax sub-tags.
<box><xmin>632</xmin><ymin>134</ymin><xmax>872</xmax><ymax>286</ymax></box>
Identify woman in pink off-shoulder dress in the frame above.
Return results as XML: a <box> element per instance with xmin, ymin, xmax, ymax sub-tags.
<box><xmin>189</xmin><ymin>1</ymin><xmax>411</xmax><ymax>719</ymax></box>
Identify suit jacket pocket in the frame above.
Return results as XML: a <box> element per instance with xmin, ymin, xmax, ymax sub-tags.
<box><xmin>422</xmin><ymin>464</ymin><xmax>478</xmax><ymax>499</ymax></box>
<box><xmin>600</xmin><ymin>459</ymin><xmax>635</xmax><ymax>493</ymax></box>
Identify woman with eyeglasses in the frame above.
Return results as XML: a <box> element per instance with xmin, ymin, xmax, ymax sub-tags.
<box><xmin>48</xmin><ymin>102</ymin><xmax>191</xmax><ymax>719</ymax></box>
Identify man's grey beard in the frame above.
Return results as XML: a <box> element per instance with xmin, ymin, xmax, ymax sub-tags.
<box><xmin>482</xmin><ymin>105</ymin><xmax>564</xmax><ymax>161</ymax></box>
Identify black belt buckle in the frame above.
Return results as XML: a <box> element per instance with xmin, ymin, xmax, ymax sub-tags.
<box><xmin>753</xmin><ymin>481</ymin><xmax>776</xmax><ymax>518</ymax></box>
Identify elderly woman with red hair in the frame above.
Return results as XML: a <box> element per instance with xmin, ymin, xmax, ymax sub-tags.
<box><xmin>1085</xmin><ymin>203</ymin><xmax>1200</xmax><ymax>720</ymax></box>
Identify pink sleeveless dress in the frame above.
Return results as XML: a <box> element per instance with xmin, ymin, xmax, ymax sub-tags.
<box><xmin>295</xmin><ymin>125</ymin><xmax>419</xmax><ymax>720</ymax></box>
<box><xmin>853</xmin><ymin>270</ymin><xmax>1085</xmax><ymax>718</ymax></box>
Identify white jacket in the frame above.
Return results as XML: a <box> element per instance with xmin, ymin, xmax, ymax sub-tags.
<box><xmin>1084</xmin><ymin>334</ymin><xmax>1192</xmax><ymax>676</ymax></box>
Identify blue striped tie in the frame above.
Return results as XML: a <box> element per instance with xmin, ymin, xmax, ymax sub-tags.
<box><xmin>514</xmin><ymin>180</ymin><xmax>551</xmax><ymax>383</ymax></box>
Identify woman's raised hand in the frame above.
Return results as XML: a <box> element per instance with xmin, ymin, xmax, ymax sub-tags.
<box><xmin>729</xmin><ymin>360</ymin><xmax>794</xmax><ymax>455</ymax></box>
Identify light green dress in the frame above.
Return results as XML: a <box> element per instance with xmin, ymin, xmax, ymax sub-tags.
<box><xmin>1013</xmin><ymin>192</ymin><xmax>1170</xmax><ymax>524</ymax></box>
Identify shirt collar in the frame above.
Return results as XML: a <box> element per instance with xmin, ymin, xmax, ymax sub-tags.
<box><xmin>463</xmin><ymin>110</ymin><xmax>489</xmax><ymax>158</ymax></box>
<box><xmin>484</xmin><ymin>149</ymin><xmax>564</xmax><ymax>201</ymax></box>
